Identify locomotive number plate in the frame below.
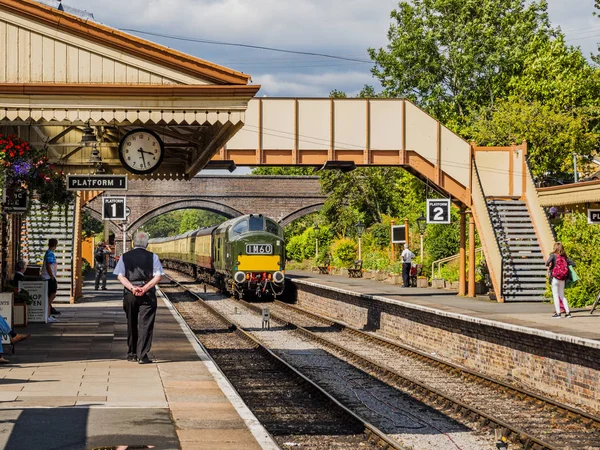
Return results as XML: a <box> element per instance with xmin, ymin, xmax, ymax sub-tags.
<box><xmin>246</xmin><ymin>244</ymin><xmax>273</xmax><ymax>255</ymax></box>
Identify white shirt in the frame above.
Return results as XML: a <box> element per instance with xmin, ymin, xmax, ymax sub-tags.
<box><xmin>402</xmin><ymin>249</ymin><xmax>415</xmax><ymax>263</ymax></box>
<box><xmin>113</xmin><ymin>247</ymin><xmax>165</xmax><ymax>278</ymax></box>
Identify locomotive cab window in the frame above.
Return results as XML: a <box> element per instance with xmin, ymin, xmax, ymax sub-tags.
<box><xmin>266</xmin><ymin>219</ymin><xmax>281</xmax><ymax>236</ymax></box>
<box><xmin>231</xmin><ymin>220</ymin><xmax>248</xmax><ymax>236</ymax></box>
<box><xmin>249</xmin><ymin>215</ymin><xmax>264</xmax><ymax>232</ymax></box>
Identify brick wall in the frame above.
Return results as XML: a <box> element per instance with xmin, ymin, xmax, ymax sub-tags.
<box><xmin>293</xmin><ymin>282</ymin><xmax>600</xmax><ymax>414</ymax></box>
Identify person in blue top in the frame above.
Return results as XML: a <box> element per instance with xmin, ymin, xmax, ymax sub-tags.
<box><xmin>41</xmin><ymin>238</ymin><xmax>60</xmax><ymax>322</ymax></box>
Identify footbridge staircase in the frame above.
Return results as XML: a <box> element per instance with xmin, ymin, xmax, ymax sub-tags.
<box><xmin>219</xmin><ymin>98</ymin><xmax>555</xmax><ymax>302</ymax></box>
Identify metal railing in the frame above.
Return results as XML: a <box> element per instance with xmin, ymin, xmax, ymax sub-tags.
<box><xmin>431</xmin><ymin>248</ymin><xmax>483</xmax><ymax>279</ymax></box>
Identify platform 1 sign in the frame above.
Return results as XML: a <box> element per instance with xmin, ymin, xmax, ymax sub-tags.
<box><xmin>588</xmin><ymin>209</ymin><xmax>600</xmax><ymax>224</ymax></box>
<box><xmin>67</xmin><ymin>175</ymin><xmax>128</xmax><ymax>191</ymax></box>
<box><xmin>427</xmin><ymin>199</ymin><xmax>451</xmax><ymax>224</ymax></box>
<box><xmin>19</xmin><ymin>281</ymin><xmax>48</xmax><ymax>323</ymax></box>
<box><xmin>102</xmin><ymin>197</ymin><xmax>127</xmax><ymax>221</ymax></box>
<box><xmin>391</xmin><ymin>225</ymin><xmax>406</xmax><ymax>243</ymax></box>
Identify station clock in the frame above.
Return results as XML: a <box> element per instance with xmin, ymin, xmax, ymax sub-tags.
<box><xmin>118</xmin><ymin>128</ymin><xmax>164</xmax><ymax>175</ymax></box>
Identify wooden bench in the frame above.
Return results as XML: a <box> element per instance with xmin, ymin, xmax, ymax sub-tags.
<box><xmin>318</xmin><ymin>258</ymin><xmax>331</xmax><ymax>275</ymax></box>
<box><xmin>348</xmin><ymin>260</ymin><xmax>363</xmax><ymax>278</ymax></box>
<box><xmin>410</xmin><ymin>264</ymin><xmax>423</xmax><ymax>287</ymax></box>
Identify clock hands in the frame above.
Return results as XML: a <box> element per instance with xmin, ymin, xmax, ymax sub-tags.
<box><xmin>137</xmin><ymin>147</ymin><xmax>147</xmax><ymax>168</ymax></box>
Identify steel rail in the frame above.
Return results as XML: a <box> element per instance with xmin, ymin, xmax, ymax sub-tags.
<box><xmin>163</xmin><ymin>276</ymin><xmax>407</xmax><ymax>450</ymax></box>
<box><xmin>242</xmin><ymin>300</ymin><xmax>600</xmax><ymax>450</ymax></box>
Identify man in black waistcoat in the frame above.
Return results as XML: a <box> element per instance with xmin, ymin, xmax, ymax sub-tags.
<box><xmin>113</xmin><ymin>231</ymin><xmax>164</xmax><ymax>364</ymax></box>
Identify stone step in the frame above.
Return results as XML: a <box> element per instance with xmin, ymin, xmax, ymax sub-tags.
<box><xmin>504</xmin><ymin>270</ymin><xmax>548</xmax><ymax>276</ymax></box>
<box><xmin>491</xmin><ymin>211</ymin><xmax>531</xmax><ymax>217</ymax></box>
<box><xmin>505</xmin><ymin>259</ymin><xmax>546</xmax><ymax>265</ymax></box>
<box><xmin>488</xmin><ymin>200</ymin><xmax>526</xmax><ymax>206</ymax></box>
<box><xmin>505</xmin><ymin>276</ymin><xmax>547</xmax><ymax>283</ymax></box>
<box><xmin>503</xmin><ymin>283</ymin><xmax>547</xmax><ymax>290</ymax></box>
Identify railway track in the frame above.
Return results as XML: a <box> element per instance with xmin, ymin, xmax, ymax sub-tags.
<box><xmin>243</xmin><ymin>299</ymin><xmax>600</xmax><ymax>450</ymax></box>
<box><xmin>160</xmin><ymin>277</ymin><xmax>404</xmax><ymax>450</ymax></box>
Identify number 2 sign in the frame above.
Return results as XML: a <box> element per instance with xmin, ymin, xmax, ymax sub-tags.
<box><xmin>102</xmin><ymin>197</ymin><xmax>127</xmax><ymax>221</ymax></box>
<box><xmin>426</xmin><ymin>199</ymin><xmax>451</xmax><ymax>224</ymax></box>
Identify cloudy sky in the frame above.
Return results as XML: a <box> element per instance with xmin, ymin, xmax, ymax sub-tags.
<box><xmin>45</xmin><ymin>1</ymin><xmax>600</xmax><ymax>97</ymax></box>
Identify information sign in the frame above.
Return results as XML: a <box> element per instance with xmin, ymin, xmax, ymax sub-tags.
<box><xmin>427</xmin><ymin>199</ymin><xmax>451</xmax><ymax>224</ymax></box>
<box><xmin>102</xmin><ymin>197</ymin><xmax>127</xmax><ymax>221</ymax></box>
<box><xmin>67</xmin><ymin>175</ymin><xmax>128</xmax><ymax>191</ymax></box>
<box><xmin>19</xmin><ymin>281</ymin><xmax>48</xmax><ymax>323</ymax></box>
<box><xmin>0</xmin><ymin>293</ymin><xmax>12</xmax><ymax>345</ymax></box>
<box><xmin>4</xmin><ymin>188</ymin><xmax>28</xmax><ymax>214</ymax></box>
<box><xmin>391</xmin><ymin>225</ymin><xmax>406</xmax><ymax>244</ymax></box>
<box><xmin>588</xmin><ymin>209</ymin><xmax>600</xmax><ymax>225</ymax></box>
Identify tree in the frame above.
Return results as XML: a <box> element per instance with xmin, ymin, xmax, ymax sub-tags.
<box><xmin>178</xmin><ymin>209</ymin><xmax>225</xmax><ymax>234</ymax></box>
<box><xmin>82</xmin><ymin>211</ymin><xmax>103</xmax><ymax>239</ymax></box>
<box><xmin>368</xmin><ymin>0</ymin><xmax>555</xmax><ymax>128</ymax></box>
<box><xmin>468</xmin><ymin>99</ymin><xmax>598</xmax><ymax>177</ymax></box>
<box><xmin>141</xmin><ymin>210</ymin><xmax>185</xmax><ymax>238</ymax></box>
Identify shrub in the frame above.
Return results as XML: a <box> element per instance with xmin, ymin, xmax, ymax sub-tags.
<box><xmin>331</xmin><ymin>238</ymin><xmax>358</xmax><ymax>268</ymax></box>
<box><xmin>81</xmin><ymin>258</ymin><xmax>91</xmax><ymax>276</ymax></box>
<box><xmin>555</xmin><ymin>212</ymin><xmax>600</xmax><ymax>307</ymax></box>
<box><xmin>286</xmin><ymin>235</ymin><xmax>304</xmax><ymax>262</ymax></box>
<box><xmin>363</xmin><ymin>249</ymin><xmax>391</xmax><ymax>271</ymax></box>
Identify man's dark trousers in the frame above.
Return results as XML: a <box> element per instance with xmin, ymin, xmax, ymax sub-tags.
<box><xmin>123</xmin><ymin>290</ymin><xmax>157</xmax><ymax>359</ymax></box>
<box><xmin>402</xmin><ymin>262</ymin><xmax>411</xmax><ymax>287</ymax></box>
<box><xmin>95</xmin><ymin>264</ymin><xmax>107</xmax><ymax>289</ymax></box>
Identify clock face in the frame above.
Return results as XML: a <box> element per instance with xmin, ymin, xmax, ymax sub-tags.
<box><xmin>118</xmin><ymin>129</ymin><xmax>164</xmax><ymax>175</ymax></box>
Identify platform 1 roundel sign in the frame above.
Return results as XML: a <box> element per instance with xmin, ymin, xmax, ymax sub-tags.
<box><xmin>427</xmin><ymin>199</ymin><xmax>451</xmax><ymax>224</ymax></box>
<box><xmin>102</xmin><ymin>197</ymin><xmax>127</xmax><ymax>221</ymax></box>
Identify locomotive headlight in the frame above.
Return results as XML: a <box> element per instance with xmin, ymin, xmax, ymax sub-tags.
<box><xmin>273</xmin><ymin>271</ymin><xmax>285</xmax><ymax>284</ymax></box>
<box><xmin>234</xmin><ymin>271</ymin><xmax>246</xmax><ymax>284</ymax></box>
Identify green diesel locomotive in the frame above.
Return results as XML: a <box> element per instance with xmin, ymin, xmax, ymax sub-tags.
<box><xmin>147</xmin><ymin>214</ymin><xmax>286</xmax><ymax>298</ymax></box>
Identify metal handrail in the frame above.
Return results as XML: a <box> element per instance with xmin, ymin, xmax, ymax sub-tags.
<box><xmin>431</xmin><ymin>248</ymin><xmax>483</xmax><ymax>279</ymax></box>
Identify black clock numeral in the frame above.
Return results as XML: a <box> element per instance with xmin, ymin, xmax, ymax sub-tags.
<box><xmin>152</xmin><ymin>142</ymin><xmax>156</xmax><ymax>146</ymax></box>
<box><xmin>127</xmin><ymin>142</ymin><xmax>131</xmax><ymax>147</ymax></box>
<box><xmin>125</xmin><ymin>149</ymin><xmax>129</xmax><ymax>153</ymax></box>
<box><xmin>153</xmin><ymin>157</ymin><xmax>156</xmax><ymax>160</ymax></box>
<box><xmin>139</xmin><ymin>134</ymin><xmax>144</xmax><ymax>140</ymax></box>
<box><xmin>127</xmin><ymin>157</ymin><xmax>131</xmax><ymax>161</ymax></box>
<box><xmin>132</xmin><ymin>161</ymin><xmax>136</xmax><ymax>166</ymax></box>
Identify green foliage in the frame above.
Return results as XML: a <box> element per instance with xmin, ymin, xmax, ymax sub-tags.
<box><xmin>286</xmin><ymin>235</ymin><xmax>305</xmax><ymax>262</ymax></box>
<box><xmin>554</xmin><ymin>213</ymin><xmax>600</xmax><ymax>307</ymax></box>
<box><xmin>368</xmin><ymin>0</ymin><xmax>555</xmax><ymax>127</ymax></box>
<box><xmin>81</xmin><ymin>258</ymin><xmax>91</xmax><ymax>276</ymax></box>
<box><xmin>467</xmin><ymin>98</ymin><xmax>599</xmax><ymax>177</ymax></box>
<box><xmin>329</xmin><ymin>89</ymin><xmax>348</xmax><ymax>98</ymax></box>
<box><xmin>141</xmin><ymin>210</ymin><xmax>185</xmax><ymax>238</ymax></box>
<box><xmin>82</xmin><ymin>211</ymin><xmax>103</xmax><ymax>239</ymax></box>
<box><xmin>284</xmin><ymin>225</ymin><xmax>332</xmax><ymax>263</ymax></box>
<box><xmin>252</xmin><ymin>166</ymin><xmax>315</xmax><ymax>175</ymax></box>
<box><xmin>330</xmin><ymin>238</ymin><xmax>358</xmax><ymax>268</ymax></box>
<box><xmin>178</xmin><ymin>209</ymin><xmax>225</xmax><ymax>234</ymax></box>
<box><xmin>362</xmin><ymin>249</ymin><xmax>391</xmax><ymax>271</ymax></box>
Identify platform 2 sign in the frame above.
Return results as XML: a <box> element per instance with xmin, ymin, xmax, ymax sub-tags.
<box><xmin>391</xmin><ymin>225</ymin><xmax>406</xmax><ymax>244</ymax></box>
<box><xmin>67</xmin><ymin>175</ymin><xmax>128</xmax><ymax>191</ymax></box>
<box><xmin>19</xmin><ymin>281</ymin><xmax>48</xmax><ymax>323</ymax></box>
<box><xmin>427</xmin><ymin>199</ymin><xmax>451</xmax><ymax>224</ymax></box>
<box><xmin>102</xmin><ymin>197</ymin><xmax>127</xmax><ymax>221</ymax></box>
<box><xmin>588</xmin><ymin>209</ymin><xmax>600</xmax><ymax>224</ymax></box>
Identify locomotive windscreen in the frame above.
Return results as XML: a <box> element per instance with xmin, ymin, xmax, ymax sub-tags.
<box><xmin>249</xmin><ymin>215</ymin><xmax>264</xmax><ymax>231</ymax></box>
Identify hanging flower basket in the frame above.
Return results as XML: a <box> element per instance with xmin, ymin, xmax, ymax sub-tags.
<box><xmin>0</xmin><ymin>134</ymin><xmax>73</xmax><ymax>215</ymax></box>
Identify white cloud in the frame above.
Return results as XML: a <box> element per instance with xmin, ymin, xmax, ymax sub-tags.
<box><xmin>253</xmin><ymin>70</ymin><xmax>371</xmax><ymax>97</ymax></box>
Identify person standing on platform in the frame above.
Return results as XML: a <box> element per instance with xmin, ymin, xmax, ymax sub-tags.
<box><xmin>113</xmin><ymin>232</ymin><xmax>164</xmax><ymax>364</ymax></box>
<box><xmin>401</xmin><ymin>243</ymin><xmax>415</xmax><ymax>288</ymax></box>
<box><xmin>13</xmin><ymin>260</ymin><xmax>27</xmax><ymax>282</ymax></box>
<box><xmin>94</xmin><ymin>242</ymin><xmax>110</xmax><ymax>290</ymax></box>
<box><xmin>546</xmin><ymin>242</ymin><xmax>575</xmax><ymax>319</ymax></box>
<box><xmin>41</xmin><ymin>238</ymin><xmax>60</xmax><ymax>322</ymax></box>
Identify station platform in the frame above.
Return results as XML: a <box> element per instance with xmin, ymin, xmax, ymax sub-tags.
<box><xmin>287</xmin><ymin>270</ymin><xmax>600</xmax><ymax>346</ymax></box>
<box><xmin>0</xmin><ymin>275</ymin><xmax>273</xmax><ymax>450</ymax></box>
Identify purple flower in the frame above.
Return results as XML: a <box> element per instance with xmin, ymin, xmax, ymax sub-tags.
<box><xmin>549</xmin><ymin>206</ymin><xmax>558</xmax><ymax>218</ymax></box>
<box><xmin>12</xmin><ymin>161</ymin><xmax>31</xmax><ymax>176</ymax></box>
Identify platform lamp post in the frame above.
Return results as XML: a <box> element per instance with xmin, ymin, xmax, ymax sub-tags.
<box><xmin>416</xmin><ymin>214</ymin><xmax>427</xmax><ymax>264</ymax></box>
<box><xmin>314</xmin><ymin>224</ymin><xmax>320</xmax><ymax>261</ymax></box>
<box><xmin>355</xmin><ymin>221</ymin><xmax>364</xmax><ymax>261</ymax></box>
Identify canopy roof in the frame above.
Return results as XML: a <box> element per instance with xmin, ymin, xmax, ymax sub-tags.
<box><xmin>0</xmin><ymin>0</ymin><xmax>260</xmax><ymax>179</ymax></box>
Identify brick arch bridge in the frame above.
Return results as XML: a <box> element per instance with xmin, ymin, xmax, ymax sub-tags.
<box><xmin>84</xmin><ymin>175</ymin><xmax>326</xmax><ymax>239</ymax></box>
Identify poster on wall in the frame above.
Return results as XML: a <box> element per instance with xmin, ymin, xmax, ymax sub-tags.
<box><xmin>0</xmin><ymin>293</ymin><xmax>12</xmax><ymax>345</ymax></box>
<box><xmin>19</xmin><ymin>281</ymin><xmax>48</xmax><ymax>323</ymax></box>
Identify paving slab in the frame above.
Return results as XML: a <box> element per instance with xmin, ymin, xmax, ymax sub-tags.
<box><xmin>289</xmin><ymin>270</ymin><xmax>600</xmax><ymax>346</ymax></box>
<box><xmin>0</xmin><ymin>274</ymin><xmax>275</xmax><ymax>450</ymax></box>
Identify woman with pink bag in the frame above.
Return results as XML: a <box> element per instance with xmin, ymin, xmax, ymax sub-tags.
<box><xmin>546</xmin><ymin>242</ymin><xmax>576</xmax><ymax>319</ymax></box>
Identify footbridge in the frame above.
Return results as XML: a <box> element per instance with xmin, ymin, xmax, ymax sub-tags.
<box><xmin>211</xmin><ymin>98</ymin><xmax>556</xmax><ymax>303</ymax></box>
